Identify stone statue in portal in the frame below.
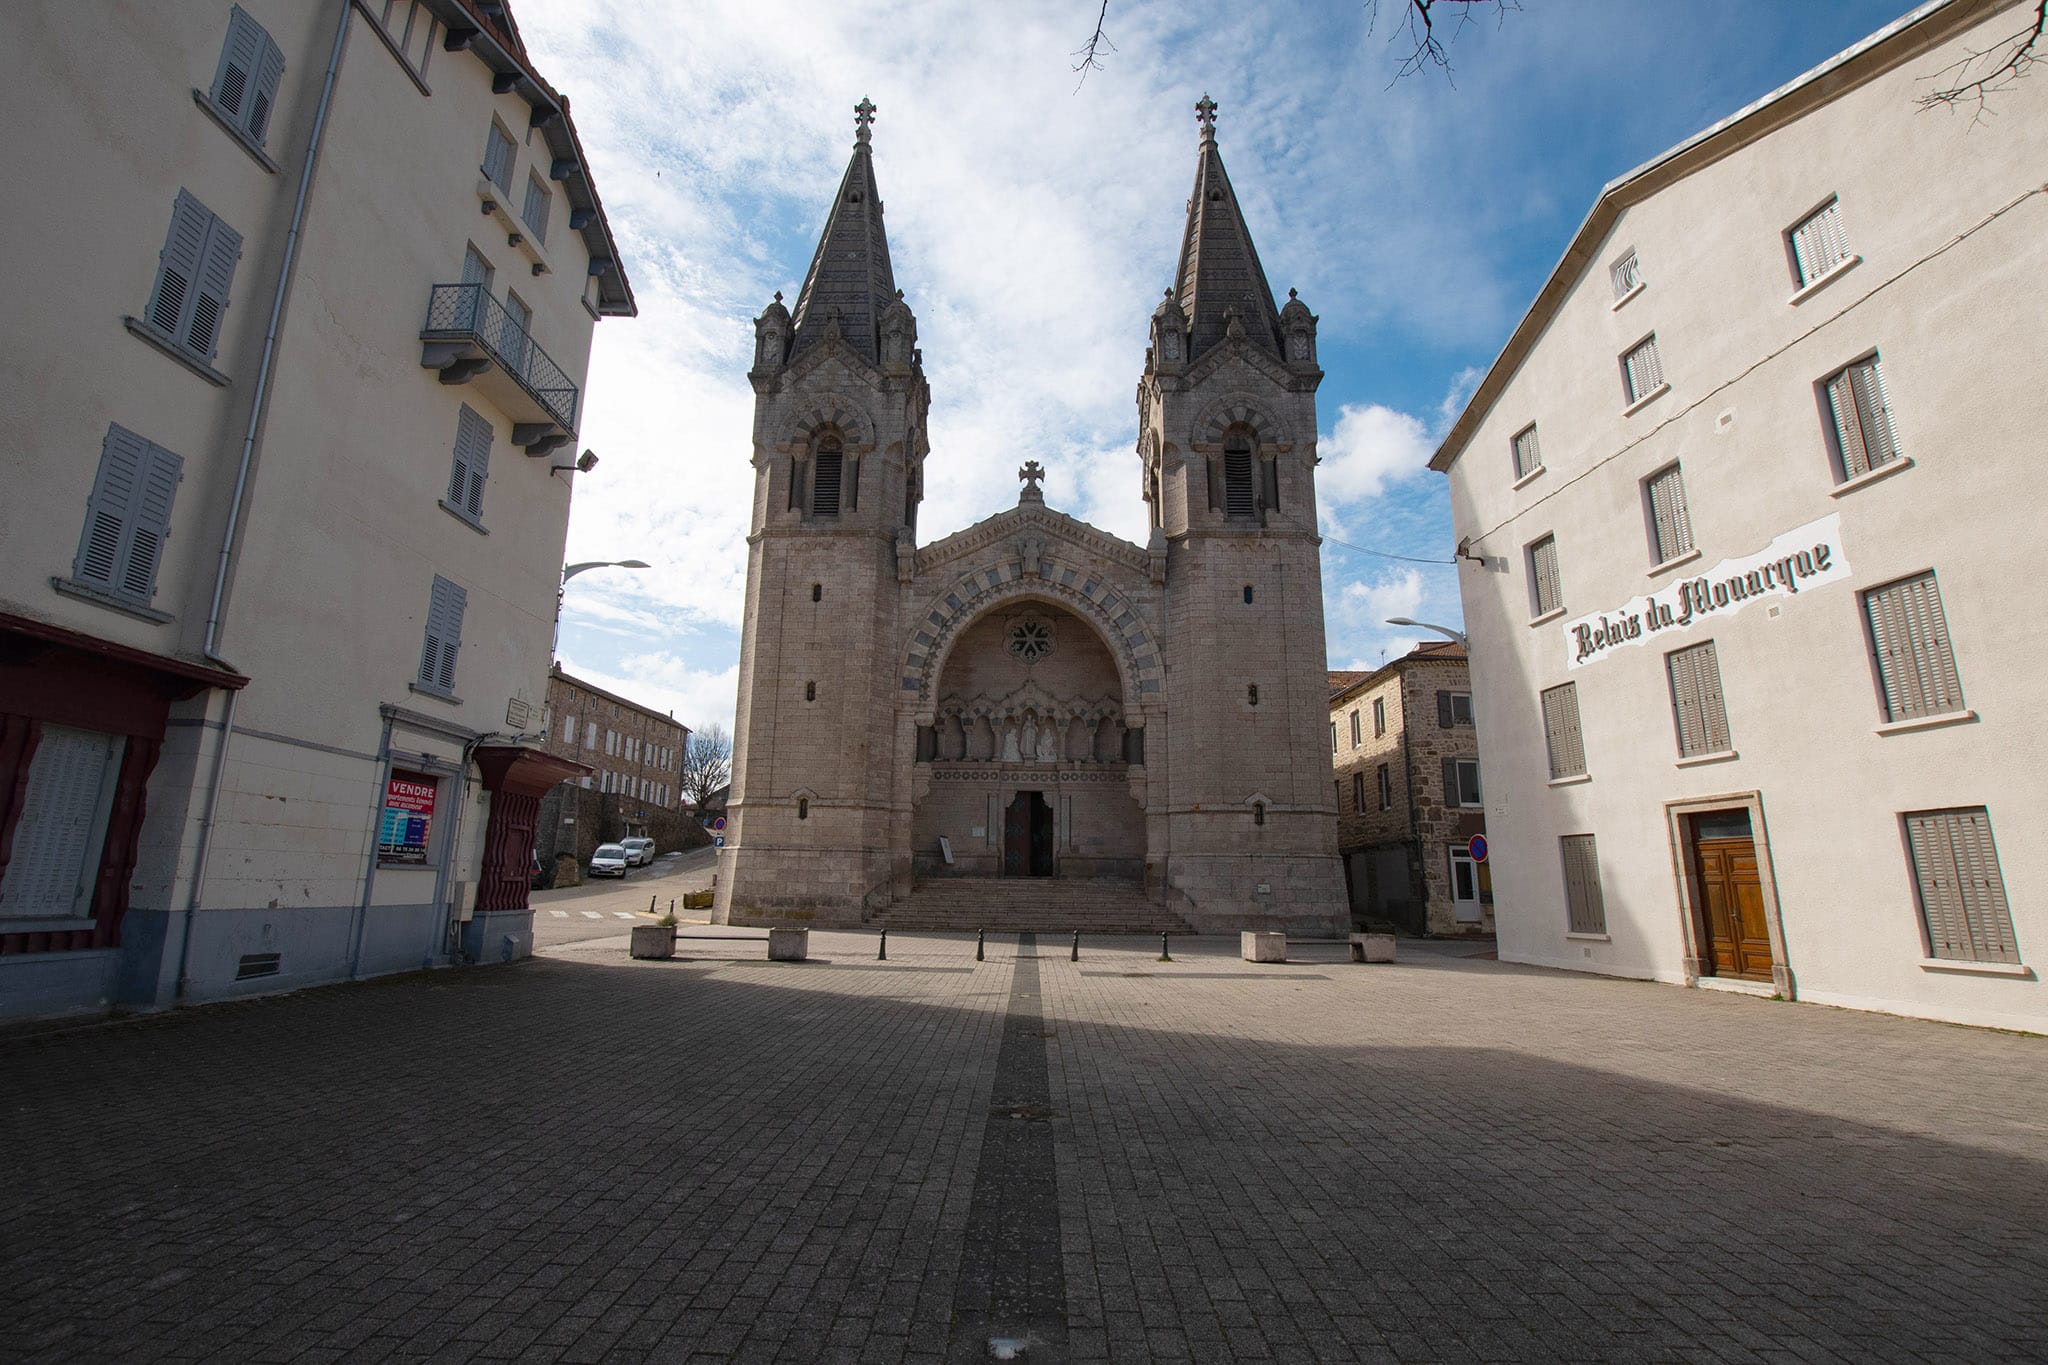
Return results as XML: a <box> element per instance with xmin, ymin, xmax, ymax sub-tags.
<box><xmin>1035</xmin><ymin>722</ymin><xmax>1060</xmax><ymax>763</ymax></box>
<box><xmin>1001</xmin><ymin>723</ymin><xmax>1022</xmax><ymax>763</ymax></box>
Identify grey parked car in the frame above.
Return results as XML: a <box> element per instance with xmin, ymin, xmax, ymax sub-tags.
<box><xmin>588</xmin><ymin>844</ymin><xmax>630</xmax><ymax>878</ymax></box>
<box><xmin>621</xmin><ymin>837</ymin><xmax>656</xmax><ymax>867</ymax></box>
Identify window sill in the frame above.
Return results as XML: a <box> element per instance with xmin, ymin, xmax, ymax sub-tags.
<box><xmin>1788</xmin><ymin>253</ymin><xmax>1862</xmax><ymax>306</ymax></box>
<box><xmin>1648</xmin><ymin>547</ymin><xmax>1703</xmax><ymax>578</ymax></box>
<box><xmin>1676</xmin><ymin>748</ymin><xmax>1739</xmax><ymax>768</ymax></box>
<box><xmin>1829</xmin><ymin>455</ymin><xmax>1912</xmax><ymax>498</ymax></box>
<box><xmin>478</xmin><ymin>177</ymin><xmax>554</xmax><ymax>277</ymax></box>
<box><xmin>1622</xmin><ymin>382</ymin><xmax>1671</xmax><ymax>417</ymax></box>
<box><xmin>1875</xmin><ymin>709</ymin><xmax>1976</xmax><ymax>736</ymax></box>
<box><xmin>1511</xmin><ymin>464</ymin><xmax>1547</xmax><ymax>491</ymax></box>
<box><xmin>0</xmin><ymin>915</ymin><xmax>101</xmax><ymax>936</ymax></box>
<box><xmin>191</xmin><ymin>89</ymin><xmax>280</xmax><ymax>172</ymax></box>
<box><xmin>1609</xmin><ymin>281</ymin><xmax>1646</xmax><ymax>312</ymax></box>
<box><xmin>438</xmin><ymin>500</ymin><xmax>490</xmax><ymax>535</ymax></box>
<box><xmin>1918</xmin><ymin>957</ymin><xmax>2031</xmax><ymax>978</ymax></box>
<box><xmin>1547</xmin><ymin>773</ymin><xmax>1591</xmax><ymax>787</ymax></box>
<box><xmin>1529</xmin><ymin>606</ymin><xmax>1567</xmax><ymax>628</ymax></box>
<box><xmin>125</xmin><ymin>317</ymin><xmax>230</xmax><ymax>386</ymax></box>
<box><xmin>1565</xmin><ymin>931</ymin><xmax>1610</xmax><ymax>942</ymax></box>
<box><xmin>50</xmin><ymin>576</ymin><xmax>173</xmax><ymax>624</ymax></box>
<box><xmin>408</xmin><ymin>682</ymin><xmax>464</xmax><ymax>706</ymax></box>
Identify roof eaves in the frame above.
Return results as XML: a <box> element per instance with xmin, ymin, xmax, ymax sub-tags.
<box><xmin>550</xmin><ymin>664</ymin><xmax>688</xmax><ymax>730</ymax></box>
<box><xmin>1427</xmin><ymin>0</ymin><xmax>1966</xmax><ymax>475</ymax></box>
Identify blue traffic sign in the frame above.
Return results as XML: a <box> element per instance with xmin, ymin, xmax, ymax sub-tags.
<box><xmin>713</xmin><ymin>835</ymin><xmax>726</xmax><ymax>848</ymax></box>
<box><xmin>1468</xmin><ymin>834</ymin><xmax>1488</xmax><ymax>863</ymax></box>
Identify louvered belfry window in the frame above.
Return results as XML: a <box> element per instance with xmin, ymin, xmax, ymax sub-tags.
<box><xmin>1790</xmin><ymin>198</ymin><xmax>1850</xmax><ymax>287</ymax></box>
<box><xmin>1824</xmin><ymin>357</ymin><xmax>1899</xmax><ymax>481</ymax></box>
<box><xmin>1223</xmin><ymin>438</ymin><xmax>1257</xmax><ymax>519</ymax></box>
<box><xmin>1667</xmin><ymin>640</ymin><xmax>1731</xmax><ymax>757</ymax></box>
<box><xmin>1560</xmin><ymin>834</ymin><xmax>1606</xmax><ymax>935</ymax></box>
<box><xmin>418</xmin><ymin>576</ymin><xmax>467</xmax><ymax>696</ymax></box>
<box><xmin>1905</xmin><ymin>808</ymin><xmax>2020</xmax><ymax>964</ymax></box>
<box><xmin>147</xmin><ymin>191</ymin><xmax>243</xmax><ymax>364</ymax></box>
<box><xmin>1863</xmin><ymin>571</ymin><xmax>1963</xmax><ymax>722</ymax></box>
<box><xmin>210</xmin><ymin>6</ymin><xmax>285</xmax><ymax>145</ymax></box>
<box><xmin>74</xmin><ymin>424</ymin><xmax>183</xmax><ymax>605</ymax></box>
<box><xmin>811</xmin><ymin>439</ymin><xmax>843</xmax><ymax>517</ymax></box>
<box><xmin>1646</xmin><ymin>464</ymin><xmax>1694</xmax><ymax>564</ymax></box>
<box><xmin>1529</xmin><ymin>535</ymin><xmax>1563</xmax><ymax>617</ymax></box>
<box><xmin>1540</xmin><ymin>683</ymin><xmax>1586</xmax><ymax>780</ymax></box>
<box><xmin>445</xmin><ymin>405</ymin><xmax>494</xmax><ymax>523</ymax></box>
<box><xmin>1622</xmin><ymin>335</ymin><xmax>1664</xmax><ymax>404</ymax></box>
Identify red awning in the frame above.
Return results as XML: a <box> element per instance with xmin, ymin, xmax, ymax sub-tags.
<box><xmin>474</xmin><ymin>743</ymin><xmax>590</xmax><ymax>798</ymax></box>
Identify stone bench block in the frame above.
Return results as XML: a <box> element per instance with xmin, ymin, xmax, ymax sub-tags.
<box><xmin>767</xmin><ymin>928</ymin><xmax>810</xmax><ymax>961</ymax></box>
<box><xmin>630</xmin><ymin>925</ymin><xmax>676</xmax><ymax>960</ymax></box>
<box><xmin>1241</xmin><ymin>930</ymin><xmax>1286</xmax><ymax>963</ymax></box>
<box><xmin>1349</xmin><ymin>932</ymin><xmax>1396</xmax><ymax>963</ymax></box>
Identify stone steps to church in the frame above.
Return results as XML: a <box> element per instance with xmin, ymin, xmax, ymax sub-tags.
<box><xmin>872</xmin><ymin>879</ymin><xmax>1191</xmax><ymax>933</ymax></box>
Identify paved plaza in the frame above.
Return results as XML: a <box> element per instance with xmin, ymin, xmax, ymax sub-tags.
<box><xmin>3</xmin><ymin>930</ymin><xmax>2044</xmax><ymax>1363</ymax></box>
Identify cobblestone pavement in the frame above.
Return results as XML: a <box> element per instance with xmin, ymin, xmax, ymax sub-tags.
<box><xmin>3</xmin><ymin>932</ymin><xmax>2044</xmax><ymax>1363</ymax></box>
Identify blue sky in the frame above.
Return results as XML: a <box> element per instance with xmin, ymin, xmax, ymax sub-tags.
<box><xmin>516</xmin><ymin>0</ymin><xmax>1913</xmax><ymax>736</ymax></box>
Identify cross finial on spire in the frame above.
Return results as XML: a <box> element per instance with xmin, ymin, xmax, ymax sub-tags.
<box><xmin>1195</xmin><ymin>93</ymin><xmax>1217</xmax><ymax>139</ymax></box>
<box><xmin>1018</xmin><ymin>460</ymin><xmax>1046</xmax><ymax>501</ymax></box>
<box><xmin>854</xmin><ymin>96</ymin><xmax>878</xmax><ymax>143</ymax></box>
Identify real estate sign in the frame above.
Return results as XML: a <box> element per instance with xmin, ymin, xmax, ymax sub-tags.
<box><xmin>377</xmin><ymin>771</ymin><xmax>438</xmax><ymax>865</ymax></box>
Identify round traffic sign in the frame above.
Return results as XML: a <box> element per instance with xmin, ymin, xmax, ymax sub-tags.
<box><xmin>712</xmin><ymin>816</ymin><xmax>727</xmax><ymax>832</ymax></box>
<box><xmin>1468</xmin><ymin>833</ymin><xmax>1488</xmax><ymax>863</ymax></box>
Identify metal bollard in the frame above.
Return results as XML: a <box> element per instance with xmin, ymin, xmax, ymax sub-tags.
<box><xmin>1159</xmin><ymin>931</ymin><xmax>1172</xmax><ymax>962</ymax></box>
<box><xmin>1071</xmin><ymin>930</ymin><xmax>1080</xmax><ymax>962</ymax></box>
<box><xmin>669</xmin><ymin>899</ymin><xmax>675</xmax><ymax>917</ymax></box>
<box><xmin>976</xmin><ymin>928</ymin><xmax>985</xmax><ymax>962</ymax></box>
<box><xmin>649</xmin><ymin>895</ymin><xmax>657</xmax><ymax>914</ymax></box>
<box><xmin>878</xmin><ymin>929</ymin><xmax>888</xmax><ymax>961</ymax></box>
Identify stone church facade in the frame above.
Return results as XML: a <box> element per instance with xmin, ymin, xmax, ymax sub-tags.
<box><xmin>714</xmin><ymin>98</ymin><xmax>1347</xmax><ymax>935</ymax></box>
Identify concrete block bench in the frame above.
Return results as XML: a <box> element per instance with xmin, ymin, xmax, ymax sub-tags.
<box><xmin>1241</xmin><ymin>930</ymin><xmax>1287</xmax><ymax>963</ymax></box>
<box><xmin>1349</xmin><ymin>932</ymin><xmax>1396</xmax><ymax>963</ymax></box>
<box><xmin>670</xmin><ymin>928</ymin><xmax>809</xmax><ymax>961</ymax></box>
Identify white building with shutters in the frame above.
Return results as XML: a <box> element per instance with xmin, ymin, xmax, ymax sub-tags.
<box><xmin>1429</xmin><ymin>0</ymin><xmax>2047</xmax><ymax>1031</ymax></box>
<box><xmin>0</xmin><ymin>1</ymin><xmax>632</xmax><ymax>1021</ymax></box>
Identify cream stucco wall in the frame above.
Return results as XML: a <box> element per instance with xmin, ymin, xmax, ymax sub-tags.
<box><xmin>1439</xmin><ymin>0</ymin><xmax>2048</xmax><ymax>1030</ymax></box>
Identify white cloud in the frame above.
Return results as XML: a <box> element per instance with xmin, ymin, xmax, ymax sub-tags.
<box><xmin>1339</xmin><ymin>569</ymin><xmax>1427</xmax><ymax>627</ymax></box>
<box><xmin>1316</xmin><ymin>403</ymin><xmax>1434</xmax><ymax>514</ymax></box>
<box><xmin>556</xmin><ymin>651</ymin><xmax>741</xmax><ymax>738</ymax></box>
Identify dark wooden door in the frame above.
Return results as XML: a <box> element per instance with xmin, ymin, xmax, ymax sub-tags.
<box><xmin>1029</xmin><ymin>794</ymin><xmax>1055</xmax><ymax>876</ymax></box>
<box><xmin>1697</xmin><ymin>836</ymin><xmax>1772</xmax><ymax>981</ymax></box>
<box><xmin>1005</xmin><ymin>791</ymin><xmax>1054</xmax><ymax>878</ymax></box>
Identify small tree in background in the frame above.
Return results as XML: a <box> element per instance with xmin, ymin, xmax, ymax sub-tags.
<box><xmin>682</xmin><ymin>723</ymin><xmax>733</xmax><ymax>814</ymax></box>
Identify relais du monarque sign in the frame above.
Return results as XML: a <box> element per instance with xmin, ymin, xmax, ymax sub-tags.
<box><xmin>1562</xmin><ymin>514</ymin><xmax>1850</xmax><ymax>670</ymax></box>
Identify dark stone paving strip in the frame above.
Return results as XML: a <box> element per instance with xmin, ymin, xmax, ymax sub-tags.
<box><xmin>949</xmin><ymin>934</ymin><xmax>1067</xmax><ymax>1363</ymax></box>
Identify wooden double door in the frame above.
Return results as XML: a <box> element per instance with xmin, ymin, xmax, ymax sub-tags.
<box><xmin>1003</xmin><ymin>791</ymin><xmax>1055</xmax><ymax>878</ymax></box>
<box><xmin>1691</xmin><ymin>809</ymin><xmax>1774</xmax><ymax>982</ymax></box>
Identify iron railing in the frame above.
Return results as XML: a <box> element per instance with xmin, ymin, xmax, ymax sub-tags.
<box><xmin>421</xmin><ymin>283</ymin><xmax>578</xmax><ymax>429</ymax></box>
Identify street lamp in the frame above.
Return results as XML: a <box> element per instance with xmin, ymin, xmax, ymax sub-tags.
<box><xmin>555</xmin><ymin>559</ymin><xmax>649</xmax><ymax>651</ymax></box>
<box><xmin>1386</xmin><ymin>617</ymin><xmax>1470</xmax><ymax>651</ymax></box>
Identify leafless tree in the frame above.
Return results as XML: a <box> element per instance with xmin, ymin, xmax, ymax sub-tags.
<box><xmin>1917</xmin><ymin>0</ymin><xmax>2045</xmax><ymax>119</ymax></box>
<box><xmin>1073</xmin><ymin>1</ymin><xmax>1517</xmax><ymax>88</ymax></box>
<box><xmin>681</xmin><ymin>723</ymin><xmax>733</xmax><ymax>813</ymax></box>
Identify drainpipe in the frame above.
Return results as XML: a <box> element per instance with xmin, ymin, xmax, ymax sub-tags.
<box><xmin>347</xmin><ymin>711</ymin><xmax>398</xmax><ymax>979</ymax></box>
<box><xmin>175</xmin><ymin>1</ymin><xmax>353</xmax><ymax>1002</ymax></box>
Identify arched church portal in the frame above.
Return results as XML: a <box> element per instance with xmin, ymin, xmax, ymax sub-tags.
<box><xmin>914</xmin><ymin>600</ymin><xmax>1145</xmax><ymax>880</ymax></box>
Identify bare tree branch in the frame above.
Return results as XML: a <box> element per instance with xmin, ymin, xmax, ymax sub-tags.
<box><xmin>1916</xmin><ymin>0</ymin><xmax>2045</xmax><ymax>122</ymax></box>
<box><xmin>1366</xmin><ymin>0</ymin><xmax>1520</xmax><ymax>87</ymax></box>
<box><xmin>1072</xmin><ymin>0</ymin><xmax>1115</xmax><ymax>90</ymax></box>
<box><xmin>681</xmin><ymin>723</ymin><xmax>733</xmax><ymax>814</ymax></box>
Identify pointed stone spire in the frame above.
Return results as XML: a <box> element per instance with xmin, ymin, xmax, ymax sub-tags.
<box><xmin>1171</xmin><ymin>94</ymin><xmax>1284</xmax><ymax>364</ymax></box>
<box><xmin>790</xmin><ymin>97</ymin><xmax>898</xmax><ymax>364</ymax></box>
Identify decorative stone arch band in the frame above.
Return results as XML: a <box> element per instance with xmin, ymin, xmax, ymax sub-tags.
<box><xmin>899</xmin><ymin>557</ymin><xmax>1165</xmax><ymax>721</ymax></box>
<box><xmin>1191</xmin><ymin>393</ymin><xmax>1294</xmax><ymax>451</ymax></box>
<box><xmin>773</xmin><ymin>394</ymin><xmax>876</xmax><ymax>455</ymax></box>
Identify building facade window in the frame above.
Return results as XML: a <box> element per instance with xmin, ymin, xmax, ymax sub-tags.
<box><xmin>1667</xmin><ymin>640</ymin><xmax>1731</xmax><ymax>757</ymax></box>
<box><xmin>1540</xmin><ymin>683</ymin><xmax>1586</xmax><ymax>780</ymax></box>
<box><xmin>1443</xmin><ymin>758</ymin><xmax>1482</xmax><ymax>808</ymax></box>
<box><xmin>1863</xmin><ymin>571</ymin><xmax>1963</xmax><ymax>722</ymax></box>
<box><xmin>371</xmin><ymin>1</ymin><xmax>440</xmax><ymax>80</ymax></box>
<box><xmin>522</xmin><ymin>172</ymin><xmax>551</xmax><ymax>244</ymax></box>
<box><xmin>1349</xmin><ymin>709</ymin><xmax>1361</xmax><ymax>747</ymax></box>
<box><xmin>811</xmin><ymin>437</ymin><xmax>844</xmax><ymax>517</ymax></box>
<box><xmin>417</xmin><ymin>576</ymin><xmax>466</xmax><ymax>697</ymax></box>
<box><xmin>68</xmin><ymin>424</ymin><xmax>183</xmax><ymax>610</ymax></box>
<box><xmin>482</xmin><ymin>120</ymin><xmax>516</xmax><ymax>194</ymax></box>
<box><xmin>1610</xmin><ymin>249</ymin><xmax>1641</xmax><ymax>298</ymax></box>
<box><xmin>144</xmin><ymin>191</ymin><xmax>243</xmax><ymax>366</ymax></box>
<box><xmin>1372</xmin><ymin>697</ymin><xmax>1386</xmax><ymax>737</ymax></box>
<box><xmin>561</xmin><ymin>716</ymin><xmax>576</xmax><ymax>746</ymax></box>
<box><xmin>1330</xmin><ymin>721</ymin><xmax>1337</xmax><ymax>755</ymax></box>
<box><xmin>1511</xmin><ymin>424</ymin><xmax>1542</xmax><ymax>480</ymax></box>
<box><xmin>443</xmin><ymin>404</ymin><xmax>493</xmax><ymax>527</ymax></box>
<box><xmin>1528</xmin><ymin>535</ymin><xmax>1563</xmax><ymax>618</ymax></box>
<box><xmin>1222</xmin><ymin>436</ymin><xmax>1257</xmax><ymax>520</ymax></box>
<box><xmin>1904</xmin><ymin>808</ymin><xmax>2019</xmax><ymax>964</ymax></box>
<box><xmin>1645</xmin><ymin>463</ymin><xmax>1694</xmax><ymax>565</ymax></box>
<box><xmin>1377</xmin><ymin>763</ymin><xmax>1392</xmax><ymax>810</ymax></box>
<box><xmin>208</xmin><ymin>6</ymin><xmax>285</xmax><ymax>146</ymax></box>
<box><xmin>1560</xmin><ymin>834</ymin><xmax>1606</xmax><ymax>935</ymax></box>
<box><xmin>1823</xmin><ymin>356</ymin><xmax>1900</xmax><ymax>481</ymax></box>
<box><xmin>1351</xmin><ymin>772</ymin><xmax>1365</xmax><ymax>812</ymax></box>
<box><xmin>1789</xmin><ymin>197</ymin><xmax>1850</xmax><ymax>286</ymax></box>
<box><xmin>1622</xmin><ymin>335</ymin><xmax>1665</xmax><ymax>405</ymax></box>
<box><xmin>1437</xmin><ymin>691</ymin><xmax>1473</xmax><ymax>727</ymax></box>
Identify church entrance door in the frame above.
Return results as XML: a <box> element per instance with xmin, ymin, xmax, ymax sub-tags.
<box><xmin>1003</xmin><ymin>791</ymin><xmax>1055</xmax><ymax>877</ymax></box>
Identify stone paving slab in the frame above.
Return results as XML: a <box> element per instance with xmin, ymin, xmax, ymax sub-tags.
<box><xmin>1</xmin><ymin>932</ymin><xmax>2043</xmax><ymax>1363</ymax></box>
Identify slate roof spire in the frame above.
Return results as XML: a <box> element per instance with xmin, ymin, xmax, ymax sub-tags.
<box><xmin>790</xmin><ymin>97</ymin><xmax>897</xmax><ymax>364</ymax></box>
<box><xmin>1172</xmin><ymin>94</ymin><xmax>1284</xmax><ymax>364</ymax></box>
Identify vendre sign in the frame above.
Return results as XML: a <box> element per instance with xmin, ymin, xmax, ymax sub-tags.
<box><xmin>1563</xmin><ymin>513</ymin><xmax>1850</xmax><ymax>671</ymax></box>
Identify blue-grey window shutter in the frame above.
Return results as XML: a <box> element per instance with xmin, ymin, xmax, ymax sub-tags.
<box><xmin>449</xmin><ymin>405</ymin><xmax>493</xmax><ymax>518</ymax></box>
<box><xmin>212</xmin><ymin>8</ymin><xmax>263</xmax><ymax>121</ymax></box>
<box><xmin>483</xmin><ymin>124</ymin><xmax>515</xmax><ymax>192</ymax></box>
<box><xmin>188</xmin><ymin>212</ymin><xmax>243</xmax><ymax>362</ymax></box>
<box><xmin>148</xmin><ymin>192</ymin><xmax>211</xmax><ymax>339</ymax></box>
<box><xmin>522</xmin><ymin>176</ymin><xmax>549</xmax><ymax>244</ymax></box>
<box><xmin>75</xmin><ymin>424</ymin><xmax>181</xmax><ymax>602</ymax></box>
<box><xmin>422</xmin><ymin>577</ymin><xmax>467</xmax><ymax>692</ymax></box>
<box><xmin>249</xmin><ymin>26</ymin><xmax>285</xmax><ymax>143</ymax></box>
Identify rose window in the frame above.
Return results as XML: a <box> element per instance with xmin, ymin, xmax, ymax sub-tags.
<box><xmin>1008</xmin><ymin>618</ymin><xmax>1054</xmax><ymax>662</ymax></box>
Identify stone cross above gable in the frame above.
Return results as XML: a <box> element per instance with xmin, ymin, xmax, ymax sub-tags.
<box><xmin>1018</xmin><ymin>460</ymin><xmax>1046</xmax><ymax>502</ymax></box>
<box><xmin>1195</xmin><ymin>94</ymin><xmax>1217</xmax><ymax>136</ymax></box>
<box><xmin>855</xmin><ymin>97</ymin><xmax>878</xmax><ymax>143</ymax></box>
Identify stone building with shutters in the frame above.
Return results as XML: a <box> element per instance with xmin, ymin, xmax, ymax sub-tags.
<box><xmin>714</xmin><ymin>97</ymin><xmax>1348</xmax><ymax>935</ymax></box>
<box><xmin>0</xmin><ymin>0</ymin><xmax>631</xmax><ymax>1021</ymax></box>
<box><xmin>1328</xmin><ymin>643</ymin><xmax>1491</xmax><ymax>937</ymax></box>
<box><xmin>1430</xmin><ymin>0</ymin><xmax>2045</xmax><ymax>1031</ymax></box>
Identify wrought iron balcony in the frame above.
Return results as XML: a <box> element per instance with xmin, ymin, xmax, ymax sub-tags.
<box><xmin>419</xmin><ymin>283</ymin><xmax>578</xmax><ymax>452</ymax></box>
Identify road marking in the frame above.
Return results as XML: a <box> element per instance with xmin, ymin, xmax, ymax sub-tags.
<box><xmin>582</xmin><ymin>911</ymin><xmax>604</xmax><ymax>920</ymax></box>
<box><xmin>613</xmin><ymin>911</ymin><xmax>637</xmax><ymax>919</ymax></box>
<box><xmin>548</xmin><ymin>911</ymin><xmax>569</xmax><ymax>919</ymax></box>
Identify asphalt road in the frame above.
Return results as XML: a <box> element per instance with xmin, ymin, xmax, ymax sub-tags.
<box><xmin>529</xmin><ymin>844</ymin><xmax>719</xmax><ymax>948</ymax></box>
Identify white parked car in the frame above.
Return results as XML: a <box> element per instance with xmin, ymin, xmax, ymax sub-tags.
<box><xmin>621</xmin><ymin>837</ymin><xmax>656</xmax><ymax>867</ymax></box>
<box><xmin>588</xmin><ymin>844</ymin><xmax>630</xmax><ymax>878</ymax></box>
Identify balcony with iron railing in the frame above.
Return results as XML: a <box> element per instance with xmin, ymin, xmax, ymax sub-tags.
<box><xmin>419</xmin><ymin>283</ymin><xmax>578</xmax><ymax>455</ymax></box>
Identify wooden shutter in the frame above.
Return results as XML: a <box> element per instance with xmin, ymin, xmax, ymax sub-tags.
<box><xmin>1865</xmin><ymin>572</ymin><xmax>1961</xmax><ymax>721</ymax></box>
<box><xmin>212</xmin><ymin>7</ymin><xmax>263</xmax><ymax>120</ymax></box>
<box><xmin>121</xmin><ymin>443</ymin><xmax>183</xmax><ymax>600</ymax></box>
<box><xmin>1668</xmin><ymin>645</ymin><xmax>1708</xmax><ymax>755</ymax></box>
<box><xmin>449</xmin><ymin>405</ymin><xmax>493</xmax><ymax>518</ymax></box>
<box><xmin>1351</xmin><ymin>773</ymin><xmax>1364</xmax><ymax>812</ymax></box>
<box><xmin>483</xmin><ymin>124</ymin><xmax>515</xmax><ymax>192</ymax></box>
<box><xmin>1848</xmin><ymin>359</ymin><xmax>1897</xmax><ymax>469</ymax></box>
<box><xmin>1624</xmin><ymin>337</ymin><xmax>1663</xmax><ymax>401</ymax></box>
<box><xmin>1560</xmin><ymin>835</ymin><xmax>1606</xmax><ymax>934</ymax></box>
<box><xmin>1541</xmin><ymin>683</ymin><xmax>1584</xmax><ymax>779</ymax></box>
<box><xmin>0</xmin><ymin>727</ymin><xmax>125</xmax><ymax>919</ymax></box>
<box><xmin>1792</xmin><ymin>200</ymin><xmax>1847</xmax><ymax>285</ymax></box>
<box><xmin>148</xmin><ymin>192</ymin><xmax>211</xmax><ymax>339</ymax></box>
<box><xmin>522</xmin><ymin>176</ymin><xmax>550</xmax><ymax>243</ymax></box>
<box><xmin>1512</xmin><ymin>426</ymin><xmax>1539</xmax><ymax>478</ymax></box>
<box><xmin>187</xmin><ymin>211</ymin><xmax>243</xmax><ymax>361</ymax></box>
<box><xmin>461</xmin><ymin>246</ymin><xmax>492</xmax><ymax>289</ymax></box>
<box><xmin>1826</xmin><ymin>369</ymin><xmax>1869</xmax><ymax>479</ymax></box>
<box><xmin>1531</xmin><ymin>537</ymin><xmax>1562</xmax><ymax>616</ymax></box>
<box><xmin>1647</xmin><ymin>465</ymin><xmax>1692</xmax><ymax>563</ymax></box>
<box><xmin>248</xmin><ymin>27</ymin><xmax>285</xmax><ymax>141</ymax></box>
<box><xmin>1907</xmin><ymin>809</ymin><xmax>2018</xmax><ymax>963</ymax></box>
<box><xmin>1436</xmin><ymin>691</ymin><xmax>1452</xmax><ymax>728</ymax></box>
<box><xmin>74</xmin><ymin>425</ymin><xmax>181</xmax><ymax>602</ymax></box>
<box><xmin>1441</xmin><ymin>757</ymin><xmax>1457</xmax><ymax>805</ymax></box>
<box><xmin>422</xmin><ymin>577</ymin><xmax>467</xmax><ymax>692</ymax></box>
